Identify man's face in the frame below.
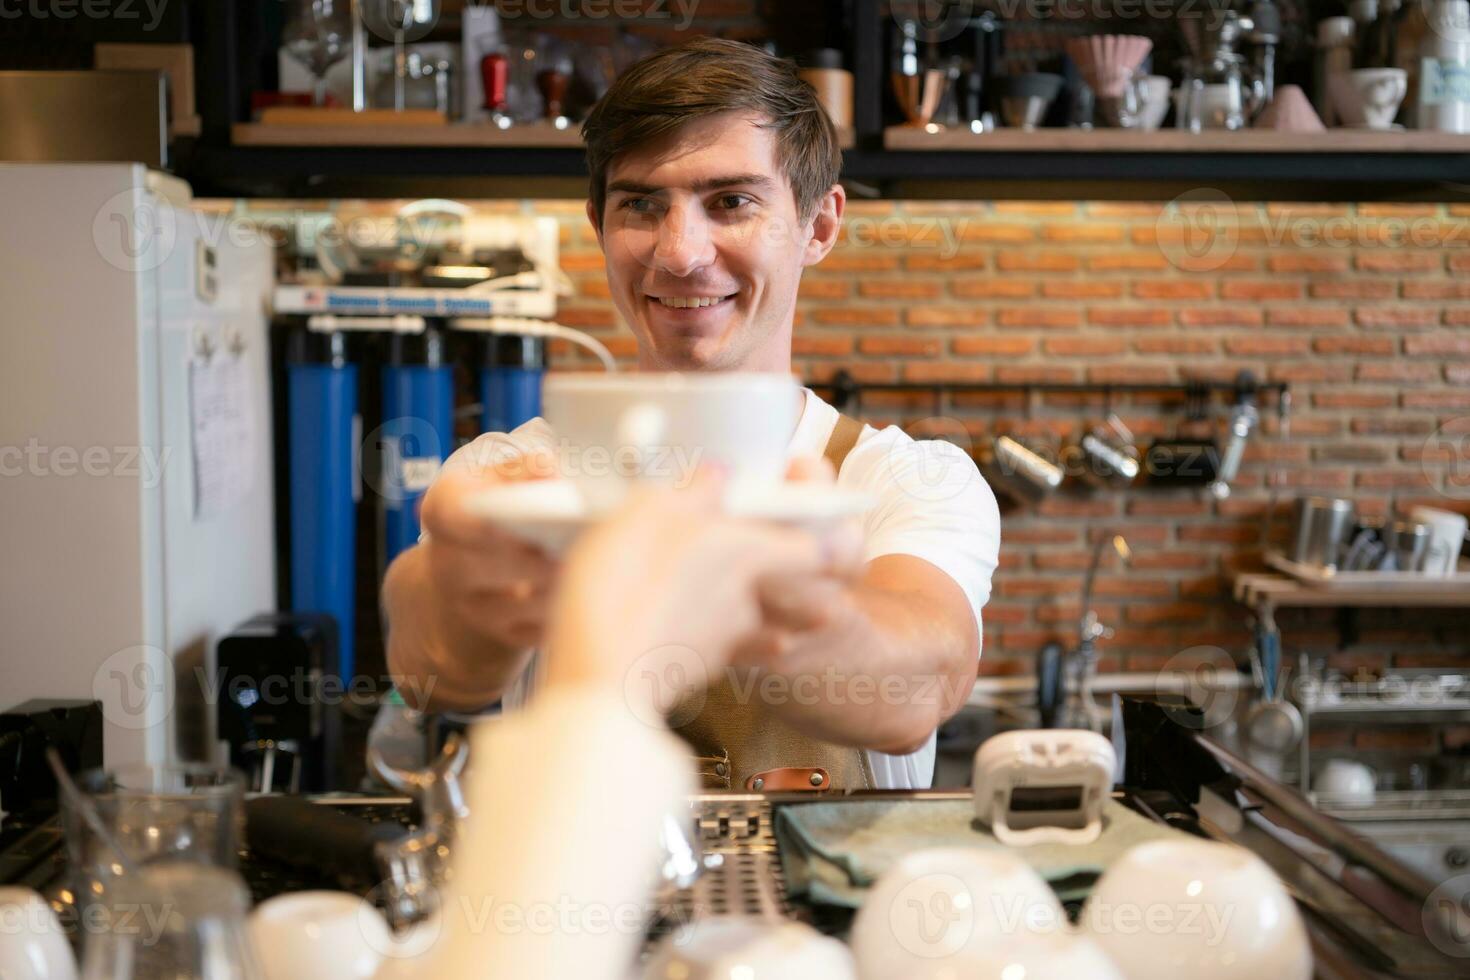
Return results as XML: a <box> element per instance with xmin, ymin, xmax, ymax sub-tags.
<box><xmin>590</xmin><ymin>110</ymin><xmax>842</xmax><ymax>372</ymax></box>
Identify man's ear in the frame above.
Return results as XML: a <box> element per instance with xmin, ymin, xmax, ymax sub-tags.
<box><xmin>801</xmin><ymin>184</ymin><xmax>846</xmax><ymax>268</ymax></box>
<box><xmin>585</xmin><ymin>199</ymin><xmax>605</xmax><ymax>250</ymax></box>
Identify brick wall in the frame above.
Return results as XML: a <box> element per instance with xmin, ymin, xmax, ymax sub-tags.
<box><xmin>544</xmin><ymin>198</ymin><xmax>1470</xmax><ymax>683</ymax></box>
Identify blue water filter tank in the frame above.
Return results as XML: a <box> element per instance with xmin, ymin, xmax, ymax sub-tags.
<box><xmin>381</xmin><ymin>328</ymin><xmax>454</xmax><ymax>563</ymax></box>
<box><xmin>287</xmin><ymin>330</ymin><xmax>359</xmax><ymax>679</ymax></box>
<box><xmin>480</xmin><ymin>333</ymin><xmax>547</xmax><ymax>435</ymax></box>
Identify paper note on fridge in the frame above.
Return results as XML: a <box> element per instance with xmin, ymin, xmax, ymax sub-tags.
<box><xmin>190</xmin><ymin>351</ymin><xmax>255</xmax><ymax>520</ymax></box>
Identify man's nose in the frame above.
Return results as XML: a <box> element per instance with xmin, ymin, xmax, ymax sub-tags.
<box><xmin>652</xmin><ymin>204</ymin><xmax>715</xmax><ymax>278</ymax></box>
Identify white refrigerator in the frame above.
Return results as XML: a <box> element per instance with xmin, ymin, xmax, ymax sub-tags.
<box><xmin>0</xmin><ymin>163</ymin><xmax>277</xmax><ymax>769</ymax></box>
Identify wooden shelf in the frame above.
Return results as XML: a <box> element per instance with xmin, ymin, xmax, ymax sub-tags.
<box><xmin>231</xmin><ymin>122</ymin><xmax>856</xmax><ymax>150</ymax></box>
<box><xmin>1232</xmin><ymin>572</ymin><xmax>1470</xmax><ymax>611</ymax></box>
<box><xmin>884</xmin><ymin>126</ymin><xmax>1470</xmax><ymax>153</ymax></box>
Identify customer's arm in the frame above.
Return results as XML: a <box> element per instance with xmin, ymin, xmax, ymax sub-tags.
<box><xmin>418</xmin><ymin>470</ymin><xmax>859</xmax><ymax>980</ymax></box>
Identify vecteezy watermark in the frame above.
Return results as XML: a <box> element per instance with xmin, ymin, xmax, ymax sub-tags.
<box><xmin>93</xmin><ymin>645</ymin><xmax>176</xmax><ymax>732</ymax></box>
<box><xmin>362</xmin><ymin>417</ymin><xmax>449</xmax><ymax>505</ymax></box>
<box><xmin>456</xmin><ymin>435</ymin><xmax>704</xmax><ymax>489</ymax></box>
<box><xmin>4</xmin><ymin>899</ymin><xmax>177</xmax><ymax>948</ymax></box>
<box><xmin>1423</xmin><ymin>874</ymin><xmax>1470</xmax><ymax>959</ymax></box>
<box><xmin>1077</xmin><ymin>897</ymin><xmax>1235</xmax><ymax>946</ymax></box>
<box><xmin>201</xmin><ymin>668</ymin><xmax>437</xmax><ymax>715</ymax></box>
<box><xmin>0</xmin><ymin>439</ymin><xmax>172</xmax><ymax>487</ymax></box>
<box><xmin>845</xmin><ymin>214</ymin><xmax>975</xmax><ymax>260</ymax></box>
<box><xmin>623</xmin><ymin>644</ymin><xmax>710</xmax><ymax>729</ymax></box>
<box><xmin>1155</xmin><ymin>646</ymin><xmax>1240</xmax><ymax>731</ymax></box>
<box><xmin>0</xmin><ymin>0</ymin><xmax>170</xmax><ymax>30</ymax></box>
<box><xmin>495</xmin><ymin>0</ymin><xmax>700</xmax><ymax>30</ymax></box>
<box><xmin>883</xmin><ymin>419</ymin><xmax>979</xmax><ymax>506</ymax></box>
<box><xmin>1156</xmin><ymin>188</ymin><xmax>1243</xmax><ymax>274</ymax></box>
<box><xmin>892</xmin><ymin>0</ymin><xmax>1222</xmax><ymax>41</ymax></box>
<box><xmin>92</xmin><ymin>198</ymin><xmax>447</xmax><ymax>274</ymax></box>
<box><xmin>1422</xmin><ymin>416</ymin><xmax>1470</xmax><ymax>501</ymax></box>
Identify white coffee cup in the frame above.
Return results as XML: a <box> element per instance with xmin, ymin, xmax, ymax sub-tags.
<box><xmin>1081</xmin><ymin>838</ymin><xmax>1311</xmax><ymax>980</ymax></box>
<box><xmin>642</xmin><ymin>917</ymin><xmax>856</xmax><ymax>979</ymax></box>
<box><xmin>0</xmin><ymin>887</ymin><xmax>77</xmax><ymax>980</ymax></box>
<box><xmin>1317</xmin><ymin>758</ymin><xmax>1377</xmax><ymax>802</ymax></box>
<box><xmin>850</xmin><ymin>848</ymin><xmax>1067</xmax><ymax>979</ymax></box>
<box><xmin>1410</xmin><ymin>506</ymin><xmax>1468</xmax><ymax>576</ymax></box>
<box><xmin>248</xmin><ymin>891</ymin><xmax>392</xmax><ymax>980</ymax></box>
<box><xmin>1332</xmin><ymin>68</ymin><xmax>1407</xmax><ymax>128</ymax></box>
<box><xmin>541</xmin><ymin>372</ymin><xmax>801</xmax><ymax>514</ymax></box>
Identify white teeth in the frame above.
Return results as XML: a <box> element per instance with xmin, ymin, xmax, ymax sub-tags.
<box><xmin>656</xmin><ymin>296</ymin><xmax>725</xmax><ymax>309</ymax></box>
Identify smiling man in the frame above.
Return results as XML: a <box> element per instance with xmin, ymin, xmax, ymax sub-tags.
<box><xmin>384</xmin><ymin>37</ymin><xmax>1001</xmax><ymax>790</ymax></box>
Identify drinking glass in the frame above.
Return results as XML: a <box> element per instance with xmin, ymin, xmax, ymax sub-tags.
<box><xmin>80</xmin><ymin>862</ymin><xmax>261</xmax><ymax>980</ymax></box>
<box><xmin>282</xmin><ymin>0</ymin><xmax>354</xmax><ymax>106</ymax></box>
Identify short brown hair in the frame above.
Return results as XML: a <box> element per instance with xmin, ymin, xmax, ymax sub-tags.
<box><xmin>582</xmin><ymin>37</ymin><xmax>841</xmax><ymax>224</ymax></box>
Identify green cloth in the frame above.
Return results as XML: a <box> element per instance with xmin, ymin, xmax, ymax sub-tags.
<box><xmin>775</xmin><ymin>798</ymin><xmax>1186</xmax><ymax>907</ymax></box>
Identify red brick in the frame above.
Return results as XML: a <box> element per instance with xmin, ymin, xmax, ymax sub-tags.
<box><xmin>1087</xmin><ymin>308</ymin><xmax>1174</xmax><ymax>327</ymax></box>
<box><xmin>996</xmin><ymin>251</ymin><xmax>1081</xmax><ymax>273</ymax></box>
<box><xmin>952</xmin><ymin>279</ymin><xmax>1039</xmax><ymax>299</ymax></box>
<box><xmin>818</xmin><ymin>253</ymin><xmax>903</xmax><ymax>272</ymax></box>
<box><xmin>1225</xmin><ymin>336</ymin><xmax>1311</xmax><ymax>356</ymax></box>
<box><xmin>810</xmin><ymin>306</ymin><xmax>900</xmax><ymax>326</ymax></box>
<box><xmin>1133</xmin><ymin>280</ymin><xmax>1216</xmax><ymax>300</ymax></box>
<box><xmin>859</xmin><ymin>280</ymin><xmax>943</xmax><ymax>300</ymax></box>
<box><xmin>1043</xmin><ymin>281</ymin><xmax>1125</xmax><ymax>299</ymax></box>
<box><xmin>1266</xmin><ymin>254</ymin><xmax>1350</xmax><ymax>273</ymax></box>
<box><xmin>1126</xmin><ymin>601</ymin><xmax>1214</xmax><ymax>624</ymax></box>
<box><xmin>951</xmin><ymin>336</ymin><xmax>1035</xmax><ymax>357</ymax></box>
<box><xmin>1088</xmin><ymin>365</ymin><xmax>1177</xmax><ymax>384</ymax></box>
<box><xmin>1270</xmin><ymin>363</ymin><xmax>1354</xmax><ymax>383</ymax></box>
<box><xmin>799</xmin><ymin>280</ymin><xmax>852</xmax><ymax>300</ymax></box>
<box><xmin>997</xmin><ymin>308</ymin><xmax>1082</xmax><ymax>329</ymax></box>
<box><xmin>995</xmin><ymin>202</ymin><xmax>1079</xmax><ymax>216</ymax></box>
<box><xmin>1452</xmin><ymin>254</ymin><xmax>1470</xmax><ymax>273</ymax></box>
<box><xmin>1404</xmin><ymin>391</ymin><xmax>1470</xmax><ymax>410</ymax></box>
<box><xmin>1355</xmin><ymin>252</ymin><xmax>1443</xmax><ymax>274</ymax></box>
<box><xmin>1088</xmin><ymin>253</ymin><xmax>1172</xmax><ymax>272</ymax></box>
<box><xmin>1178</xmin><ymin>525</ymin><xmax>1260</xmax><ymax>544</ymax></box>
<box><xmin>1313</xmin><ymin>391</ymin><xmax>1396</xmax><ymax>409</ymax></box>
<box><xmin>996</xmin><ymin>577</ymin><xmax>1082</xmax><ymax>599</ymax></box>
<box><xmin>902</xmin><ymin>362</ymin><xmax>992</xmax><ymax>383</ymax></box>
<box><xmin>1354</xmin><ymin>307</ymin><xmax>1442</xmax><ymax>329</ymax></box>
<box><xmin>1133</xmin><ymin>336</ymin><xmax>1219</xmax><ymax>355</ymax></box>
<box><xmin>1354</xmin><ymin>728</ymin><xmax>1438</xmax><ymax>751</ymax></box>
<box><xmin>1128</xmin><ymin>498</ymin><xmax>1211</xmax><ymax>517</ymax></box>
<box><xmin>1043</xmin><ymin>222</ymin><xmax>1126</xmax><ymax>243</ymax></box>
<box><xmin>791</xmin><ymin>336</ymin><xmax>854</xmax><ymax>356</ymax></box>
<box><xmin>1221</xmin><ymin>280</ymin><xmax>1304</xmax><ymax>301</ymax></box>
<box><xmin>1033</xmin><ymin>552</ymin><xmax>1094</xmax><ymax>571</ymax></box>
<box><xmin>1178</xmin><ymin>307</ymin><xmax>1265</xmax><ymax>327</ymax></box>
<box><xmin>1089</xmin><ymin>577</ymin><xmax>1176</xmax><ymax>598</ymax></box>
<box><xmin>907</xmin><ymin>253</ymin><xmax>991</xmax><ymax>272</ymax></box>
<box><xmin>1351</xmin><ymin>417</ymin><xmax>1436</xmax><ymax>435</ymax></box>
<box><xmin>960</xmin><ymin>224</ymin><xmax>1036</xmax><ymax>244</ymax></box>
<box><xmin>858</xmin><ymin>335</ymin><xmax>940</xmax><ymax>356</ymax></box>
<box><xmin>1044</xmin><ymin>337</ymin><xmax>1128</xmax><ymax>357</ymax></box>
<box><xmin>1035</xmin><ymin>498</ymin><xmax>1119</xmax><ymax>519</ymax></box>
<box><xmin>1357</xmin><ymin>203</ymin><xmax>1443</xmax><ymax>218</ymax></box>
<box><xmin>995</xmin><ymin>366</ymin><xmax>1080</xmax><ymax>385</ymax></box>
<box><xmin>907</xmin><ymin>307</ymin><xmax>990</xmax><ymax>328</ymax></box>
<box><xmin>1310</xmin><ymin>281</ymin><xmax>1396</xmax><ymax>300</ymax></box>
<box><xmin>1406</xmin><ymin>333</ymin><xmax>1470</xmax><ymax>357</ymax></box>
<box><xmin>1269</xmin><ymin>307</ymin><xmax>1351</xmax><ymax>328</ymax></box>
<box><xmin>1128</xmin><ymin>552</ymin><xmax>1212</xmax><ymax>570</ymax></box>
<box><xmin>1357</xmin><ymin>362</ymin><xmax>1442</xmax><ymax>383</ymax></box>
<box><xmin>1313</xmin><ymin>335</ymin><xmax>1398</xmax><ymax>355</ymax></box>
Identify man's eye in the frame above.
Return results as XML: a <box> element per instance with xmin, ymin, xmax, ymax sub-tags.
<box><xmin>715</xmin><ymin>194</ymin><xmax>753</xmax><ymax>211</ymax></box>
<box><xmin>621</xmin><ymin>198</ymin><xmax>656</xmax><ymax>214</ymax></box>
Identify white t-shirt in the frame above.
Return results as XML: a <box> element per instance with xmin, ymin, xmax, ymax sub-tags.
<box><xmin>447</xmin><ymin>389</ymin><xmax>1002</xmax><ymax>789</ymax></box>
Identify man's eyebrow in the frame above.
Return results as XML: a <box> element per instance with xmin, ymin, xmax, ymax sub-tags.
<box><xmin>605</xmin><ymin>174</ymin><xmax>778</xmax><ymax>197</ymax></box>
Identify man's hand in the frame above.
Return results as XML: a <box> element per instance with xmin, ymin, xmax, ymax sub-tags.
<box><xmin>418</xmin><ymin>452</ymin><xmax>559</xmax><ymax>650</ymax></box>
<box><xmin>383</xmin><ymin>447</ymin><xmax>560</xmax><ymax>711</ymax></box>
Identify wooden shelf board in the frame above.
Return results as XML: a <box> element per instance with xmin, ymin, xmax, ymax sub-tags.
<box><xmin>884</xmin><ymin>126</ymin><xmax>1470</xmax><ymax>153</ymax></box>
<box><xmin>232</xmin><ymin>123</ymin><xmax>857</xmax><ymax>151</ymax></box>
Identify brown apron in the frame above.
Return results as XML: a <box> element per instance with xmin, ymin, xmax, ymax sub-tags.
<box><xmin>673</xmin><ymin>413</ymin><xmax>876</xmax><ymax>792</ymax></box>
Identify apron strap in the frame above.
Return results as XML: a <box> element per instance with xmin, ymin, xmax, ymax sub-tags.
<box><xmin>823</xmin><ymin>413</ymin><xmax>864</xmax><ymax>474</ymax></box>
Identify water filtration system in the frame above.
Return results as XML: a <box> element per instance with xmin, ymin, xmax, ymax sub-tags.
<box><xmin>270</xmin><ymin>212</ymin><xmax>613</xmax><ymax>680</ymax></box>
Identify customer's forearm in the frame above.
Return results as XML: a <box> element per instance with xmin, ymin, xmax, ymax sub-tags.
<box><xmin>382</xmin><ymin>545</ymin><xmax>534</xmax><ymax>711</ymax></box>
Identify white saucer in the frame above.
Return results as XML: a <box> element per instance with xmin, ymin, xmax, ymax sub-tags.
<box><xmin>463</xmin><ymin>479</ymin><xmax>876</xmax><ymax>555</ymax></box>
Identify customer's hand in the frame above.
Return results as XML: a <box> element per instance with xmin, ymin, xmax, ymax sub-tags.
<box><xmin>542</xmin><ymin>465</ymin><xmax>863</xmax><ymax>707</ymax></box>
<box><xmin>417</xmin><ymin>447</ymin><xmax>561</xmax><ymax>651</ymax></box>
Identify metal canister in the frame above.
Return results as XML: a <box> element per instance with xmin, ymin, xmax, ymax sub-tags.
<box><xmin>1290</xmin><ymin>496</ymin><xmax>1356</xmax><ymax>571</ymax></box>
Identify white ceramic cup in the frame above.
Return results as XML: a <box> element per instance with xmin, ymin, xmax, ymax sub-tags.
<box><xmin>850</xmin><ymin>848</ymin><xmax>1067</xmax><ymax>980</ymax></box>
<box><xmin>0</xmin><ymin>887</ymin><xmax>77</xmax><ymax>980</ymax></box>
<box><xmin>1138</xmin><ymin>75</ymin><xmax>1172</xmax><ymax>130</ymax></box>
<box><xmin>1317</xmin><ymin>758</ymin><xmax>1377</xmax><ymax>801</ymax></box>
<box><xmin>641</xmin><ymin>917</ymin><xmax>856</xmax><ymax>979</ymax></box>
<box><xmin>1081</xmin><ymin>838</ymin><xmax>1312</xmax><ymax>980</ymax></box>
<box><xmin>903</xmin><ymin>934</ymin><xmax>1124</xmax><ymax>980</ymax></box>
<box><xmin>1410</xmin><ymin>506</ymin><xmax>1469</xmax><ymax>576</ymax></box>
<box><xmin>541</xmin><ymin>372</ymin><xmax>801</xmax><ymax>514</ymax></box>
<box><xmin>1332</xmin><ymin>68</ymin><xmax>1407</xmax><ymax>127</ymax></box>
<box><xmin>248</xmin><ymin>891</ymin><xmax>392</xmax><ymax>980</ymax></box>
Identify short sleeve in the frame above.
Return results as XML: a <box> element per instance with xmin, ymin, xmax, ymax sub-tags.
<box><xmin>840</xmin><ymin>427</ymin><xmax>1002</xmax><ymax>635</ymax></box>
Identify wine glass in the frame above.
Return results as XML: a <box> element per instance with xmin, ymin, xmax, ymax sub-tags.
<box><xmin>282</xmin><ymin>0</ymin><xmax>354</xmax><ymax>106</ymax></box>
